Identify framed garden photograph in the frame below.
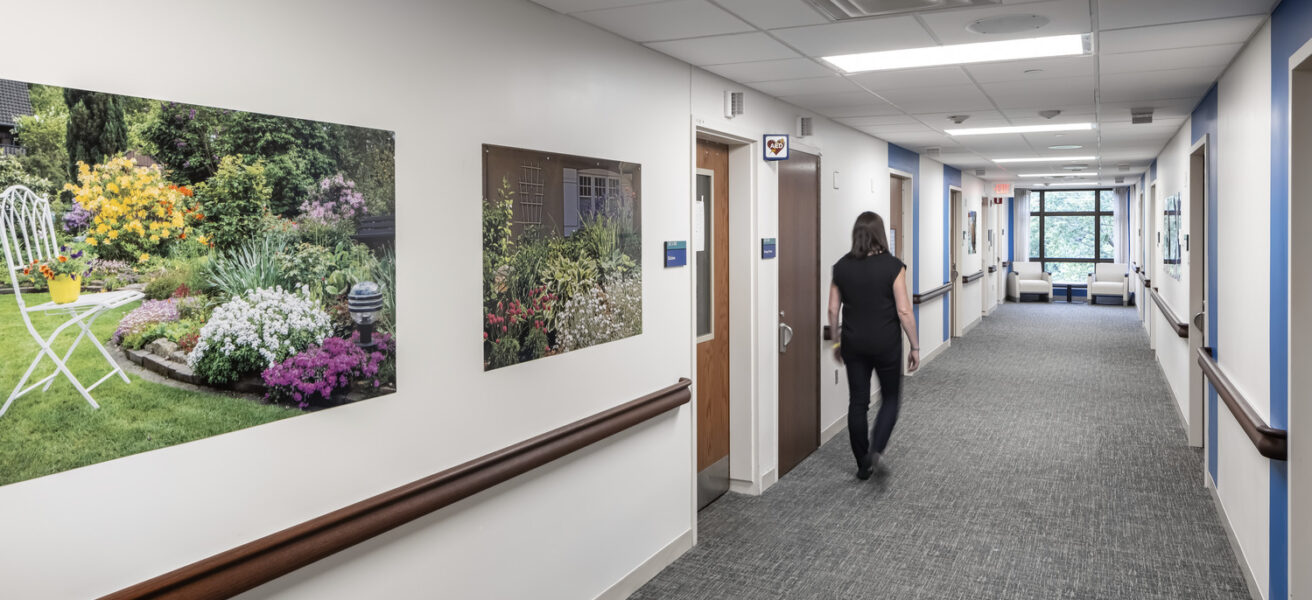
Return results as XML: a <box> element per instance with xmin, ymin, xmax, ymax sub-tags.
<box><xmin>482</xmin><ymin>144</ymin><xmax>642</xmax><ymax>370</ymax></box>
<box><xmin>0</xmin><ymin>79</ymin><xmax>397</xmax><ymax>488</ymax></box>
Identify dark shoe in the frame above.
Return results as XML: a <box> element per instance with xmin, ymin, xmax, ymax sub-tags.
<box><xmin>856</xmin><ymin>464</ymin><xmax>874</xmax><ymax>480</ymax></box>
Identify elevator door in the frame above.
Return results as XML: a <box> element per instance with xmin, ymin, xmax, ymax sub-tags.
<box><xmin>778</xmin><ymin>150</ymin><xmax>820</xmax><ymax>477</ymax></box>
<box><xmin>695</xmin><ymin>139</ymin><xmax>730</xmax><ymax>509</ymax></box>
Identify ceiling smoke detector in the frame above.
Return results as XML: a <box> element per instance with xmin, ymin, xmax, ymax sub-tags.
<box><xmin>948</xmin><ymin>115</ymin><xmax>970</xmax><ymax>124</ymax></box>
<box><xmin>967</xmin><ymin>14</ymin><xmax>1050</xmax><ymax>35</ymax></box>
<box><xmin>805</xmin><ymin>0</ymin><xmax>1000</xmax><ymax>22</ymax></box>
<box><xmin>1131</xmin><ymin>107</ymin><xmax>1154</xmax><ymax>124</ymax></box>
<box><xmin>1038</xmin><ymin>109</ymin><xmax>1061</xmax><ymax>120</ymax></box>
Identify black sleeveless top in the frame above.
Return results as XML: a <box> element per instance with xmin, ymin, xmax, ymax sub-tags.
<box><xmin>832</xmin><ymin>252</ymin><xmax>905</xmax><ymax>360</ymax></box>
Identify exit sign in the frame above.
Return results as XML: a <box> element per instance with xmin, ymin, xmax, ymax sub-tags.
<box><xmin>993</xmin><ymin>182</ymin><xmax>1013</xmax><ymax>196</ymax></box>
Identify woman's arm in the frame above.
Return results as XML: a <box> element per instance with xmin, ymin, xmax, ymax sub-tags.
<box><xmin>827</xmin><ymin>283</ymin><xmax>842</xmax><ymax>364</ymax></box>
<box><xmin>892</xmin><ymin>268</ymin><xmax>920</xmax><ymax>372</ymax></box>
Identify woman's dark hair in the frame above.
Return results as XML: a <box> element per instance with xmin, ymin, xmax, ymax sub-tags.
<box><xmin>848</xmin><ymin>211</ymin><xmax>890</xmax><ymax>258</ymax></box>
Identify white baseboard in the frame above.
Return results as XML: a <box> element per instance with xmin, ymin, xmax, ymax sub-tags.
<box><xmin>961</xmin><ymin>318</ymin><xmax>981</xmax><ymax>336</ymax></box>
<box><xmin>596</xmin><ymin>529</ymin><xmax>694</xmax><ymax>600</ymax></box>
<box><xmin>1205</xmin><ymin>474</ymin><xmax>1264</xmax><ymax>600</ymax></box>
<box><xmin>729</xmin><ymin>468</ymin><xmax>777</xmax><ymax>496</ymax></box>
<box><xmin>911</xmin><ymin>339</ymin><xmax>950</xmax><ymax>374</ymax></box>
<box><xmin>822</xmin><ymin>415</ymin><xmax>846</xmax><ymax>445</ymax></box>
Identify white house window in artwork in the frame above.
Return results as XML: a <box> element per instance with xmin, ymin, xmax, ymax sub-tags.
<box><xmin>577</xmin><ymin>171</ymin><xmax>622</xmax><ymax>222</ymax></box>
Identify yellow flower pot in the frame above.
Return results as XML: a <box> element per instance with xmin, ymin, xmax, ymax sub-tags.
<box><xmin>49</xmin><ymin>275</ymin><xmax>82</xmax><ymax>305</ymax></box>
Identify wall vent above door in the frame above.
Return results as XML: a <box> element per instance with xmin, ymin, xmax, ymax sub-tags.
<box><xmin>797</xmin><ymin>116</ymin><xmax>814</xmax><ymax>137</ymax></box>
<box><xmin>725</xmin><ymin>91</ymin><xmax>744</xmax><ymax>119</ymax></box>
<box><xmin>805</xmin><ymin>0</ymin><xmax>1000</xmax><ymax>21</ymax></box>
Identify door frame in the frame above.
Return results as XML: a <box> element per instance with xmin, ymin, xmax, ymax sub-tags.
<box><xmin>1187</xmin><ymin>136</ymin><xmax>1208</xmax><ymax>449</ymax></box>
<box><xmin>949</xmin><ymin>185</ymin><xmax>963</xmax><ymax>338</ymax></box>
<box><xmin>1286</xmin><ymin>41</ymin><xmax>1312</xmax><ymax>599</ymax></box>
<box><xmin>890</xmin><ymin>169</ymin><xmax>916</xmax><ymax>376</ymax></box>
<box><xmin>1148</xmin><ymin>181</ymin><xmax>1159</xmax><ymax>348</ymax></box>
<box><xmin>691</xmin><ymin>124</ymin><xmax>777</xmax><ymax>503</ymax></box>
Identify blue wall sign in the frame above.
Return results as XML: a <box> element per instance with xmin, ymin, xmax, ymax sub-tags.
<box><xmin>761</xmin><ymin>237</ymin><xmax>777</xmax><ymax>259</ymax></box>
<box><xmin>664</xmin><ymin>240</ymin><xmax>687</xmax><ymax>267</ymax></box>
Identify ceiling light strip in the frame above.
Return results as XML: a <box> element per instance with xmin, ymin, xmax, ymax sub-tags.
<box><xmin>822</xmin><ymin>34</ymin><xmax>1088</xmax><ymax>74</ymax></box>
<box><xmin>1018</xmin><ymin>172</ymin><xmax>1098</xmax><ymax>178</ymax></box>
<box><xmin>992</xmin><ymin>156</ymin><xmax>1097</xmax><ymax>163</ymax></box>
<box><xmin>948</xmin><ymin>123</ymin><xmax>1095</xmax><ymax>136</ymax></box>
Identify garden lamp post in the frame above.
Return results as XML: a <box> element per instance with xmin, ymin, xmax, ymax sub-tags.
<box><xmin>348</xmin><ymin>281</ymin><xmax>383</xmax><ymax>348</ymax></box>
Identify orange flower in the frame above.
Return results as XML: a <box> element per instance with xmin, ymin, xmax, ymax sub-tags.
<box><xmin>58</xmin><ymin>256</ymin><xmax>68</xmax><ymax>263</ymax></box>
<box><xmin>22</xmin><ymin>267</ymin><xmax>30</xmax><ymax>275</ymax></box>
<box><xmin>179</xmin><ymin>232</ymin><xmax>187</xmax><ymax>240</ymax></box>
<box><xmin>179</xmin><ymin>186</ymin><xmax>193</xmax><ymax>197</ymax></box>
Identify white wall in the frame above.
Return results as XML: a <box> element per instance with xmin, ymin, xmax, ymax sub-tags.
<box><xmin>1215</xmin><ymin>20</ymin><xmax>1274</xmax><ymax>593</ymax></box>
<box><xmin>1150</xmin><ymin>119</ymin><xmax>1193</xmax><ymax>424</ymax></box>
<box><xmin>917</xmin><ymin>158</ymin><xmax>948</xmax><ymax>357</ymax></box>
<box><xmin>0</xmin><ymin>1</ymin><xmax>695</xmax><ymax>598</ymax></box>
<box><xmin>958</xmin><ymin>174</ymin><xmax>985</xmax><ymax>331</ymax></box>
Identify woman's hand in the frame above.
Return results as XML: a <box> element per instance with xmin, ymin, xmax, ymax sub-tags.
<box><xmin>832</xmin><ymin>344</ymin><xmax>843</xmax><ymax>365</ymax></box>
<box><xmin>907</xmin><ymin>349</ymin><xmax>920</xmax><ymax>373</ymax></box>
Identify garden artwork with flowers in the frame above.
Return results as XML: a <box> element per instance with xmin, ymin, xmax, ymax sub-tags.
<box><xmin>0</xmin><ymin>78</ymin><xmax>396</xmax><ymax>488</ymax></box>
<box><xmin>482</xmin><ymin>145</ymin><xmax>641</xmax><ymax>370</ymax></box>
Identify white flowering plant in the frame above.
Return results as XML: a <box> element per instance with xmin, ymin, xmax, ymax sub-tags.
<box><xmin>189</xmin><ymin>286</ymin><xmax>331</xmax><ymax>385</ymax></box>
<box><xmin>555</xmin><ymin>274</ymin><xmax>641</xmax><ymax>352</ymax></box>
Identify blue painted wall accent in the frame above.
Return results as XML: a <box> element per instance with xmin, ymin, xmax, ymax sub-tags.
<box><xmin>1268</xmin><ymin>1</ymin><xmax>1310</xmax><ymax>595</ymax></box>
<box><xmin>1192</xmin><ymin>83</ymin><xmax>1221</xmax><ymax>484</ymax></box>
<box><xmin>888</xmin><ymin>144</ymin><xmax>921</xmax><ymax>326</ymax></box>
<box><xmin>1007</xmin><ymin>197</ymin><xmax>1015</xmax><ymax>264</ymax></box>
<box><xmin>944</xmin><ymin>166</ymin><xmax>961</xmax><ymax>341</ymax></box>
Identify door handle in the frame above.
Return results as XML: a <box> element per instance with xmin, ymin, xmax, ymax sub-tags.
<box><xmin>1193</xmin><ymin>311</ymin><xmax>1205</xmax><ymax>330</ymax></box>
<box><xmin>779</xmin><ymin>322</ymin><xmax>794</xmax><ymax>353</ymax></box>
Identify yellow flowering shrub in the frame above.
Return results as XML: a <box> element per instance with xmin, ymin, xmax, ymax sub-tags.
<box><xmin>65</xmin><ymin>157</ymin><xmax>207</xmax><ymax>262</ymax></box>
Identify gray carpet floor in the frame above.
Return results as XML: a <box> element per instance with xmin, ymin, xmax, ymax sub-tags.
<box><xmin>631</xmin><ymin>301</ymin><xmax>1250</xmax><ymax>600</ymax></box>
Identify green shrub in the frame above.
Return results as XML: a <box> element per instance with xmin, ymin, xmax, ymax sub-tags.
<box><xmin>279</xmin><ymin>242</ymin><xmax>334</xmax><ymax>297</ymax></box>
<box><xmin>196</xmin><ymin>155</ymin><xmax>272</xmax><ymax>253</ymax></box>
<box><xmin>204</xmin><ymin>234</ymin><xmax>288</xmax><ymax>299</ymax></box>
<box><xmin>0</xmin><ymin>156</ymin><xmax>57</xmax><ymax>201</ymax></box>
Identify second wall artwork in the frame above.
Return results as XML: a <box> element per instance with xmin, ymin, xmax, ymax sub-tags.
<box><xmin>482</xmin><ymin>145</ymin><xmax>642</xmax><ymax>370</ymax></box>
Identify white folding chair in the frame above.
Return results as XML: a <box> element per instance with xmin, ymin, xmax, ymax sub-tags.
<box><xmin>0</xmin><ymin>185</ymin><xmax>144</xmax><ymax>417</ymax></box>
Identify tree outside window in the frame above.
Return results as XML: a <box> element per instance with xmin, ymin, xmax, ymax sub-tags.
<box><xmin>1029</xmin><ymin>189</ymin><xmax>1115</xmax><ymax>282</ymax></box>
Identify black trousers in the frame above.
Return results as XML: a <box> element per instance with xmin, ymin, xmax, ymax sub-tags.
<box><xmin>842</xmin><ymin>347</ymin><xmax>902</xmax><ymax>467</ymax></box>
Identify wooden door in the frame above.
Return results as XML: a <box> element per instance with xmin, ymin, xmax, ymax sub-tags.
<box><xmin>777</xmin><ymin>150</ymin><xmax>820</xmax><ymax>477</ymax></box>
<box><xmin>950</xmin><ymin>188</ymin><xmax>962</xmax><ymax>337</ymax></box>
<box><xmin>695</xmin><ymin>139</ymin><xmax>730</xmax><ymax>508</ymax></box>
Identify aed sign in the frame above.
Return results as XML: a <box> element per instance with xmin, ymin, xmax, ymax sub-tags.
<box><xmin>763</xmin><ymin>134</ymin><xmax>789</xmax><ymax>161</ymax></box>
<box><xmin>761</xmin><ymin>237</ymin><xmax>777</xmax><ymax>259</ymax></box>
<box><xmin>664</xmin><ymin>241</ymin><xmax>687</xmax><ymax>267</ymax></box>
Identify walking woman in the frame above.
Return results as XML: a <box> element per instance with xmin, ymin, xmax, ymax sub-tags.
<box><xmin>828</xmin><ymin>211</ymin><xmax>920</xmax><ymax>480</ymax></box>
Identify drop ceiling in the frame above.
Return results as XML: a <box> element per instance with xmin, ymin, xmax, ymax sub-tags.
<box><xmin>529</xmin><ymin>0</ymin><xmax>1278</xmax><ymax>187</ymax></box>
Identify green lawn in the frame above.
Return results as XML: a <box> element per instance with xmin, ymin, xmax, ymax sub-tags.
<box><xmin>0</xmin><ymin>293</ymin><xmax>299</xmax><ymax>487</ymax></box>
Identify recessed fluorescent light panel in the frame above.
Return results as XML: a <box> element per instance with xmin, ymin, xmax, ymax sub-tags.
<box><xmin>993</xmin><ymin>156</ymin><xmax>1096</xmax><ymax>163</ymax></box>
<box><xmin>1049</xmin><ymin>144</ymin><xmax>1084</xmax><ymax>150</ymax></box>
<box><xmin>1019</xmin><ymin>172</ymin><xmax>1097</xmax><ymax>178</ymax></box>
<box><xmin>948</xmin><ymin>122</ymin><xmax>1094</xmax><ymax>136</ymax></box>
<box><xmin>823</xmin><ymin>33</ymin><xmax>1088</xmax><ymax>74</ymax></box>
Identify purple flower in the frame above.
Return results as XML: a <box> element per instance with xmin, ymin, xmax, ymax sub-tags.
<box><xmin>262</xmin><ymin>332</ymin><xmax>394</xmax><ymax>409</ymax></box>
<box><xmin>188</xmin><ymin>108</ymin><xmax>197</xmax><ymax>120</ymax></box>
<box><xmin>113</xmin><ymin>299</ymin><xmax>180</xmax><ymax>344</ymax></box>
<box><xmin>297</xmin><ymin>174</ymin><xmax>367</xmax><ymax>225</ymax></box>
<box><xmin>62</xmin><ymin>204</ymin><xmax>93</xmax><ymax>233</ymax></box>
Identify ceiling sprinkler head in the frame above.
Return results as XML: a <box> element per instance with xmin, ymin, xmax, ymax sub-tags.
<box><xmin>1038</xmin><ymin>109</ymin><xmax>1061</xmax><ymax>119</ymax></box>
<box><xmin>948</xmin><ymin>115</ymin><xmax>970</xmax><ymax>124</ymax></box>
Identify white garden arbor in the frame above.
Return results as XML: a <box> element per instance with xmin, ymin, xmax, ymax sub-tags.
<box><xmin>0</xmin><ymin>185</ymin><xmax>143</xmax><ymax>417</ymax></box>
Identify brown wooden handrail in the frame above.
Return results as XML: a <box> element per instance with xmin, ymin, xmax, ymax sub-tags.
<box><xmin>913</xmin><ymin>281</ymin><xmax>951</xmax><ymax>304</ymax></box>
<box><xmin>961</xmin><ymin>270</ymin><xmax>984</xmax><ymax>284</ymax></box>
<box><xmin>1148</xmin><ymin>287</ymin><xmax>1188</xmax><ymax>338</ymax></box>
<box><xmin>1197</xmin><ymin>348</ymin><xmax>1287</xmax><ymax>460</ymax></box>
<box><xmin>102</xmin><ymin>379</ymin><xmax>693</xmax><ymax>600</ymax></box>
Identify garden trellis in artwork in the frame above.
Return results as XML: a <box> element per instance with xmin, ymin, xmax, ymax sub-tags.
<box><xmin>0</xmin><ymin>78</ymin><xmax>396</xmax><ymax>488</ymax></box>
<box><xmin>482</xmin><ymin>144</ymin><xmax>642</xmax><ymax>370</ymax></box>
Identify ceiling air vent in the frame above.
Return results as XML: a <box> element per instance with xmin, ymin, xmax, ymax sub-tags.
<box><xmin>1115</xmin><ymin>176</ymin><xmax>1125</xmax><ymax>184</ymax></box>
<box><xmin>725</xmin><ymin>91</ymin><xmax>744</xmax><ymax>119</ymax></box>
<box><xmin>797</xmin><ymin>116</ymin><xmax>814</xmax><ymax>138</ymax></box>
<box><xmin>1131</xmin><ymin>107</ymin><xmax>1154</xmax><ymax>124</ymax></box>
<box><xmin>805</xmin><ymin>0</ymin><xmax>1000</xmax><ymax>21</ymax></box>
<box><xmin>975</xmin><ymin>168</ymin><xmax>986</xmax><ymax>176</ymax></box>
<box><xmin>925</xmin><ymin>146</ymin><xmax>941</xmax><ymax>157</ymax></box>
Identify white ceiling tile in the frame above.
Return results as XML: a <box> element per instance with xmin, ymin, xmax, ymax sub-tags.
<box><xmin>919</xmin><ymin>0</ymin><xmax>1092</xmax><ymax>45</ymax></box>
<box><xmin>1098</xmin><ymin>119</ymin><xmax>1187</xmax><ymax>142</ymax></box>
<box><xmin>1097</xmin><ymin>0</ymin><xmax>1275</xmax><ymax>30</ymax></box>
<box><xmin>704</xmin><ymin>58</ymin><xmax>837</xmax><ymax>82</ymax></box>
<box><xmin>646</xmin><ymin>32</ymin><xmax>799</xmax><ymax>66</ymax></box>
<box><xmin>712</xmin><ymin>0</ymin><xmax>830</xmax><ymax>29</ymax></box>
<box><xmin>1098</xmin><ymin>15</ymin><xmax>1266</xmax><ymax>54</ymax></box>
<box><xmin>1099</xmin><ymin>67</ymin><xmax>1222</xmax><ymax>103</ymax></box>
<box><xmin>750</xmin><ymin>75</ymin><xmax>863</xmax><ymax>96</ymax></box>
<box><xmin>835</xmin><ymin>114</ymin><xmax>921</xmax><ymax>127</ymax></box>
<box><xmin>964</xmin><ymin>55</ymin><xmax>1096</xmax><ymax>83</ymax></box>
<box><xmin>912</xmin><ymin>109</ymin><xmax>1006</xmax><ymax>122</ymax></box>
<box><xmin>573</xmin><ymin>0</ymin><xmax>753</xmax><ymax>43</ymax></box>
<box><xmin>1097</xmin><ymin>98</ymin><xmax>1197</xmax><ymax>122</ymax></box>
<box><xmin>770</xmin><ymin>17</ymin><xmax>937</xmax><ymax>57</ymax></box>
<box><xmin>530</xmin><ymin>0</ymin><xmax>657</xmax><ymax>14</ymax></box>
<box><xmin>979</xmin><ymin>77</ymin><xmax>1095</xmax><ymax>108</ymax></box>
<box><xmin>778</xmin><ymin>90</ymin><xmax>882</xmax><ymax>110</ymax></box>
<box><xmin>1000</xmin><ymin>104</ymin><xmax>1096</xmax><ymax>120</ymax></box>
<box><xmin>952</xmin><ymin>136</ymin><xmax>1047</xmax><ymax>153</ymax></box>
<box><xmin>848</xmin><ymin>66</ymin><xmax>973</xmax><ymax>91</ymax></box>
<box><xmin>860</xmin><ymin>123</ymin><xmax>939</xmax><ymax>136</ymax></box>
<box><xmin>877</xmin><ymin>84</ymin><xmax>996</xmax><ymax>113</ymax></box>
<box><xmin>816</xmin><ymin>101</ymin><xmax>905</xmax><ymax>118</ymax></box>
<box><xmin>1099</xmin><ymin>44</ymin><xmax>1241</xmax><ymax>74</ymax></box>
<box><xmin>877</xmin><ymin>131</ymin><xmax>956</xmax><ymax>148</ymax></box>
